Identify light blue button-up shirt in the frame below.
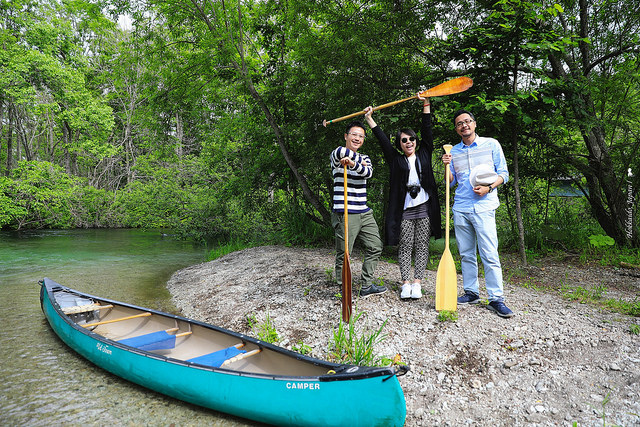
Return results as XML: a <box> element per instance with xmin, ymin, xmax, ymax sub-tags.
<box><xmin>447</xmin><ymin>136</ymin><xmax>509</xmax><ymax>213</ymax></box>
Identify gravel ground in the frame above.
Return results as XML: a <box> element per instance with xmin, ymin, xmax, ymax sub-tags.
<box><xmin>167</xmin><ymin>245</ymin><xmax>640</xmax><ymax>426</ymax></box>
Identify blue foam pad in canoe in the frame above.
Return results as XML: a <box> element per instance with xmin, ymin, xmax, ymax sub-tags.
<box><xmin>118</xmin><ymin>331</ymin><xmax>177</xmax><ymax>351</ymax></box>
<box><xmin>187</xmin><ymin>346</ymin><xmax>246</xmax><ymax>367</ymax></box>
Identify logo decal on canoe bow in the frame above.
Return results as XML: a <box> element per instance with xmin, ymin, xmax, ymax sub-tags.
<box><xmin>96</xmin><ymin>342</ymin><xmax>112</xmax><ymax>355</ymax></box>
<box><xmin>286</xmin><ymin>382</ymin><xmax>320</xmax><ymax>390</ymax></box>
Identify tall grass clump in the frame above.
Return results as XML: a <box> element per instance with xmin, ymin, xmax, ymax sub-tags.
<box><xmin>329</xmin><ymin>310</ymin><xmax>388</xmax><ymax>366</ymax></box>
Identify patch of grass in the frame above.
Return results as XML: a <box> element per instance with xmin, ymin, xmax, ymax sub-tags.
<box><xmin>603</xmin><ymin>299</ymin><xmax>640</xmax><ymax>317</ymax></box>
<box><xmin>246</xmin><ymin>311</ymin><xmax>279</xmax><ymax>344</ymax></box>
<box><xmin>560</xmin><ymin>284</ymin><xmax>640</xmax><ymax>316</ymax></box>
<box><xmin>380</xmin><ymin>254</ymin><xmax>398</xmax><ymax>264</ymax></box>
<box><xmin>329</xmin><ymin>310</ymin><xmax>388</xmax><ymax>367</ymax></box>
<box><xmin>292</xmin><ymin>340</ymin><xmax>312</xmax><ymax>355</ymax></box>
<box><xmin>629</xmin><ymin>324</ymin><xmax>640</xmax><ymax>335</ymax></box>
<box><xmin>207</xmin><ymin>239</ymin><xmax>256</xmax><ymax>261</ymax></box>
<box><xmin>436</xmin><ymin>310</ymin><xmax>458</xmax><ymax>323</ymax></box>
<box><xmin>561</xmin><ymin>284</ymin><xmax>601</xmax><ymax>302</ymax></box>
<box><xmin>587</xmin><ymin>390</ymin><xmax>617</xmax><ymax>427</ymax></box>
<box><xmin>324</xmin><ymin>267</ymin><xmax>334</xmax><ymax>283</ymax></box>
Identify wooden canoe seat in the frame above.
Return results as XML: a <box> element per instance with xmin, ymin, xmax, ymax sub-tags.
<box><xmin>187</xmin><ymin>343</ymin><xmax>249</xmax><ymax>368</ymax></box>
<box><xmin>62</xmin><ymin>304</ymin><xmax>114</xmax><ymax>314</ymax></box>
<box><xmin>118</xmin><ymin>329</ymin><xmax>193</xmax><ymax>351</ymax></box>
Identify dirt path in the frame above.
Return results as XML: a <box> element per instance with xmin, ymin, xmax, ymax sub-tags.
<box><xmin>167</xmin><ymin>245</ymin><xmax>640</xmax><ymax>426</ymax></box>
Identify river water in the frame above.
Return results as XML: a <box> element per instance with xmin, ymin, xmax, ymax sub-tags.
<box><xmin>0</xmin><ymin>229</ymin><xmax>253</xmax><ymax>426</ymax></box>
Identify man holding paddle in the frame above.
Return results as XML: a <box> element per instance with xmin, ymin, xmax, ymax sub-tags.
<box><xmin>441</xmin><ymin>110</ymin><xmax>514</xmax><ymax>318</ymax></box>
<box><xmin>330</xmin><ymin>122</ymin><xmax>386</xmax><ymax>299</ymax></box>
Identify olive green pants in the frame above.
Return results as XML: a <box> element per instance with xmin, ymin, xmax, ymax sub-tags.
<box><xmin>332</xmin><ymin>210</ymin><xmax>383</xmax><ymax>288</ymax></box>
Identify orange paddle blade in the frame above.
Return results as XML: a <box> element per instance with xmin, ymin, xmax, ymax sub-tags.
<box><xmin>419</xmin><ymin>77</ymin><xmax>473</xmax><ymax>98</ymax></box>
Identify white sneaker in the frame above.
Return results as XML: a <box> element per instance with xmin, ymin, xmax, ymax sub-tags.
<box><xmin>400</xmin><ymin>283</ymin><xmax>412</xmax><ymax>299</ymax></box>
<box><xmin>411</xmin><ymin>283</ymin><xmax>422</xmax><ymax>299</ymax></box>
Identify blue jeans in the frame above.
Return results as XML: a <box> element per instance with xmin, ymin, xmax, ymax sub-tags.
<box><xmin>453</xmin><ymin>210</ymin><xmax>504</xmax><ymax>302</ymax></box>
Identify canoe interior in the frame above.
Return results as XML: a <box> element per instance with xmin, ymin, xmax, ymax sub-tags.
<box><xmin>50</xmin><ymin>284</ymin><xmax>334</xmax><ymax>377</ymax></box>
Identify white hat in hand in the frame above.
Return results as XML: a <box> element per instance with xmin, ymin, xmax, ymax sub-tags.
<box><xmin>469</xmin><ymin>164</ymin><xmax>498</xmax><ymax>187</ymax></box>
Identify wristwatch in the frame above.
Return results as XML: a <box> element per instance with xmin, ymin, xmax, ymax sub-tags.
<box><xmin>487</xmin><ymin>185</ymin><xmax>494</xmax><ymax>193</ymax></box>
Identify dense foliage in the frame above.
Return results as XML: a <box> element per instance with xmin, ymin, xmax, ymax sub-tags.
<box><xmin>1</xmin><ymin>0</ymin><xmax>639</xmax><ymax>252</ymax></box>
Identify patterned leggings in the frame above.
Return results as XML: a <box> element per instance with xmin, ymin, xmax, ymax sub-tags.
<box><xmin>398</xmin><ymin>216</ymin><xmax>431</xmax><ymax>282</ymax></box>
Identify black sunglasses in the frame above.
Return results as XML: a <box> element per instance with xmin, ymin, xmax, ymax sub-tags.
<box><xmin>401</xmin><ymin>136</ymin><xmax>416</xmax><ymax>144</ymax></box>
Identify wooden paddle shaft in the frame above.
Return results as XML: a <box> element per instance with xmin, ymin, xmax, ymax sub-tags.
<box><xmin>323</xmin><ymin>77</ymin><xmax>473</xmax><ymax>126</ymax></box>
<box><xmin>82</xmin><ymin>312</ymin><xmax>152</xmax><ymax>328</ymax></box>
<box><xmin>443</xmin><ymin>144</ymin><xmax>453</xmax><ymax>244</ymax></box>
<box><xmin>342</xmin><ymin>165</ymin><xmax>352</xmax><ymax>322</ymax></box>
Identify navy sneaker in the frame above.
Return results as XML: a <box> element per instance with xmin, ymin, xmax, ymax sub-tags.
<box><xmin>457</xmin><ymin>292</ymin><xmax>480</xmax><ymax>305</ymax></box>
<box><xmin>359</xmin><ymin>283</ymin><xmax>388</xmax><ymax>298</ymax></box>
<box><xmin>488</xmin><ymin>301</ymin><xmax>514</xmax><ymax>318</ymax></box>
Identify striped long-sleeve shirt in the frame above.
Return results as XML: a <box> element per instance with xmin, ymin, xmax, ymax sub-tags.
<box><xmin>330</xmin><ymin>146</ymin><xmax>373</xmax><ymax>214</ymax></box>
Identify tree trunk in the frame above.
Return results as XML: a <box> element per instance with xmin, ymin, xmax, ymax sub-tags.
<box><xmin>175</xmin><ymin>113</ymin><xmax>183</xmax><ymax>158</ymax></box>
<box><xmin>5</xmin><ymin>106</ymin><xmax>13</xmax><ymax>176</ymax></box>
<box><xmin>0</xmin><ymin>97</ymin><xmax>4</xmax><ymax>175</ymax></box>
<box><xmin>510</xmin><ymin>125</ymin><xmax>527</xmax><ymax>265</ymax></box>
<box><xmin>62</xmin><ymin>121</ymin><xmax>71</xmax><ymax>174</ymax></box>
<box><xmin>510</xmin><ymin>54</ymin><xmax>527</xmax><ymax>265</ymax></box>
<box><xmin>193</xmin><ymin>1</ymin><xmax>332</xmax><ymax>226</ymax></box>
<box><xmin>546</xmin><ymin>0</ymin><xmax>639</xmax><ymax>248</ymax></box>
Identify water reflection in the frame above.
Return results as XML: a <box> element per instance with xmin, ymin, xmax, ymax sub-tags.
<box><xmin>0</xmin><ymin>229</ymin><xmax>254</xmax><ymax>426</ymax></box>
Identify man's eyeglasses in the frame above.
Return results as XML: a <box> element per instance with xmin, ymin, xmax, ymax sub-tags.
<box><xmin>348</xmin><ymin>132</ymin><xmax>365</xmax><ymax>139</ymax></box>
<box><xmin>401</xmin><ymin>136</ymin><xmax>416</xmax><ymax>144</ymax></box>
<box><xmin>455</xmin><ymin>119</ymin><xmax>474</xmax><ymax>129</ymax></box>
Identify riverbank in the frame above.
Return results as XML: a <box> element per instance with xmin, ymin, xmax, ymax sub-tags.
<box><xmin>167</xmin><ymin>245</ymin><xmax>639</xmax><ymax>426</ymax></box>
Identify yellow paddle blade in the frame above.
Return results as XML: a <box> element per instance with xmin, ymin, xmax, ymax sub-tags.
<box><xmin>435</xmin><ymin>247</ymin><xmax>458</xmax><ymax>311</ymax></box>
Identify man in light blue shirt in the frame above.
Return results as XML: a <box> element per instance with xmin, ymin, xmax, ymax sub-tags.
<box><xmin>442</xmin><ymin>109</ymin><xmax>514</xmax><ymax>318</ymax></box>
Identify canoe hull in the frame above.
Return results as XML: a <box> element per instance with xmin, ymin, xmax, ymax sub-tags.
<box><xmin>40</xmin><ymin>279</ymin><xmax>407</xmax><ymax>426</ymax></box>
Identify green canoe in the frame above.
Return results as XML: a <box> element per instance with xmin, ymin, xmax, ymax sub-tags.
<box><xmin>39</xmin><ymin>278</ymin><xmax>408</xmax><ymax>426</ymax></box>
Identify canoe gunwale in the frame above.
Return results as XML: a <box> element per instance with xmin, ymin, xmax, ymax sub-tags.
<box><xmin>40</xmin><ymin>278</ymin><xmax>406</xmax><ymax>382</ymax></box>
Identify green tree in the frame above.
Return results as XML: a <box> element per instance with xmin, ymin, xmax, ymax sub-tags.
<box><xmin>0</xmin><ymin>0</ymin><xmax>116</xmax><ymax>177</ymax></box>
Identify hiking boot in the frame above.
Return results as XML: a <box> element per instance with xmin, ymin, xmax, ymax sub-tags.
<box><xmin>457</xmin><ymin>292</ymin><xmax>480</xmax><ymax>305</ymax></box>
<box><xmin>410</xmin><ymin>283</ymin><xmax>422</xmax><ymax>299</ymax></box>
<box><xmin>400</xmin><ymin>283</ymin><xmax>412</xmax><ymax>299</ymax></box>
<box><xmin>487</xmin><ymin>301</ymin><xmax>514</xmax><ymax>318</ymax></box>
<box><xmin>359</xmin><ymin>283</ymin><xmax>388</xmax><ymax>298</ymax></box>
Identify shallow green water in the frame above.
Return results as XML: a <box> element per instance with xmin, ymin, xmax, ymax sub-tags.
<box><xmin>0</xmin><ymin>229</ymin><xmax>253</xmax><ymax>426</ymax></box>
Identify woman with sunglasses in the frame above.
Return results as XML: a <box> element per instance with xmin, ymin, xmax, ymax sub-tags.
<box><xmin>363</xmin><ymin>96</ymin><xmax>442</xmax><ymax>300</ymax></box>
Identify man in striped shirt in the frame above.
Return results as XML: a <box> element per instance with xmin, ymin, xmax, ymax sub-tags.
<box><xmin>330</xmin><ymin>121</ymin><xmax>386</xmax><ymax>298</ymax></box>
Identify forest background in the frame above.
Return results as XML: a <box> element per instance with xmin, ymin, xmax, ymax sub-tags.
<box><xmin>1</xmin><ymin>0</ymin><xmax>639</xmax><ymax>267</ymax></box>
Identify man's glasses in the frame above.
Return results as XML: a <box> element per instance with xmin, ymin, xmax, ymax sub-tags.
<box><xmin>455</xmin><ymin>119</ymin><xmax>474</xmax><ymax>128</ymax></box>
<box><xmin>348</xmin><ymin>132</ymin><xmax>365</xmax><ymax>139</ymax></box>
<box><xmin>401</xmin><ymin>136</ymin><xmax>416</xmax><ymax>144</ymax></box>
